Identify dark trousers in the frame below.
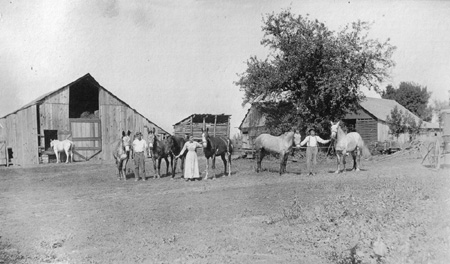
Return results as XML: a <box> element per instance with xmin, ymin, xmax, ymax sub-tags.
<box><xmin>306</xmin><ymin>146</ymin><xmax>318</xmax><ymax>174</ymax></box>
<box><xmin>134</xmin><ymin>152</ymin><xmax>145</xmax><ymax>179</ymax></box>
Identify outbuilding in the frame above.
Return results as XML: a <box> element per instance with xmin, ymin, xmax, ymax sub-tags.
<box><xmin>0</xmin><ymin>74</ymin><xmax>167</xmax><ymax>166</ymax></box>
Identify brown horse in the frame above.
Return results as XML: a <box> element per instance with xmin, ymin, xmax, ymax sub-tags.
<box><xmin>148</xmin><ymin>128</ymin><xmax>172</xmax><ymax>178</ymax></box>
<box><xmin>330</xmin><ymin>121</ymin><xmax>371</xmax><ymax>173</ymax></box>
<box><xmin>254</xmin><ymin>129</ymin><xmax>301</xmax><ymax>175</ymax></box>
<box><xmin>201</xmin><ymin>128</ymin><xmax>233</xmax><ymax>180</ymax></box>
<box><xmin>112</xmin><ymin>131</ymin><xmax>132</xmax><ymax>180</ymax></box>
<box><xmin>166</xmin><ymin>135</ymin><xmax>186</xmax><ymax>178</ymax></box>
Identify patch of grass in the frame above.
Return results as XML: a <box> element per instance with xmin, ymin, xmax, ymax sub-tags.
<box><xmin>0</xmin><ymin>237</ymin><xmax>25</xmax><ymax>264</ymax></box>
<box><xmin>276</xmin><ymin>178</ymin><xmax>450</xmax><ymax>263</ymax></box>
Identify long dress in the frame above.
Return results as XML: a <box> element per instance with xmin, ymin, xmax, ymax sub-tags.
<box><xmin>179</xmin><ymin>141</ymin><xmax>202</xmax><ymax>179</ymax></box>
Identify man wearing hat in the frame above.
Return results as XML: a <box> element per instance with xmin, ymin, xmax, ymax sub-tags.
<box><xmin>132</xmin><ymin>131</ymin><xmax>148</xmax><ymax>181</ymax></box>
<box><xmin>300</xmin><ymin>127</ymin><xmax>331</xmax><ymax>175</ymax></box>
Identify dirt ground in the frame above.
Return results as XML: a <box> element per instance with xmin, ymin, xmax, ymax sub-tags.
<box><xmin>1</xmin><ymin>153</ymin><xmax>449</xmax><ymax>264</ymax></box>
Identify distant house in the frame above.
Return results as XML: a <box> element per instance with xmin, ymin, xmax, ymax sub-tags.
<box><xmin>173</xmin><ymin>114</ymin><xmax>231</xmax><ymax>141</ymax></box>
<box><xmin>0</xmin><ymin>74</ymin><xmax>168</xmax><ymax>166</ymax></box>
<box><xmin>238</xmin><ymin>97</ymin><xmax>440</xmax><ymax>148</ymax></box>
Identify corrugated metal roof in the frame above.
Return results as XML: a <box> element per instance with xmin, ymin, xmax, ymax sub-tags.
<box><xmin>173</xmin><ymin>114</ymin><xmax>231</xmax><ymax>126</ymax></box>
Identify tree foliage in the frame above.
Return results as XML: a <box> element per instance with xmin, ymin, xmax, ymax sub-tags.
<box><xmin>236</xmin><ymin>9</ymin><xmax>396</xmax><ymax>134</ymax></box>
<box><xmin>381</xmin><ymin>82</ymin><xmax>432</xmax><ymax>121</ymax></box>
<box><xmin>386</xmin><ymin>106</ymin><xmax>422</xmax><ymax>140</ymax></box>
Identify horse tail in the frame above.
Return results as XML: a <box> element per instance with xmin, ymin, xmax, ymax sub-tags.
<box><xmin>227</xmin><ymin>138</ymin><xmax>233</xmax><ymax>155</ymax></box>
<box><xmin>359</xmin><ymin>139</ymin><xmax>371</xmax><ymax>160</ymax></box>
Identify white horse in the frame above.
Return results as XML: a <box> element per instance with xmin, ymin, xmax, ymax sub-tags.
<box><xmin>330</xmin><ymin>121</ymin><xmax>371</xmax><ymax>173</ymax></box>
<box><xmin>50</xmin><ymin>139</ymin><xmax>75</xmax><ymax>163</ymax></box>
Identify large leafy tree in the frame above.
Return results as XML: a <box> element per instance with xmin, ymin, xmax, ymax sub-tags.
<box><xmin>381</xmin><ymin>82</ymin><xmax>432</xmax><ymax>121</ymax></box>
<box><xmin>236</xmin><ymin>9</ymin><xmax>396</xmax><ymax>135</ymax></box>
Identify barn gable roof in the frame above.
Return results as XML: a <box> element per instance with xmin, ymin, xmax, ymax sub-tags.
<box><xmin>0</xmin><ymin>73</ymin><xmax>168</xmax><ymax>133</ymax></box>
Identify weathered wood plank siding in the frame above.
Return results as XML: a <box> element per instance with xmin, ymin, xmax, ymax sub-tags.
<box><xmin>99</xmin><ymin>89</ymin><xmax>164</xmax><ymax>160</ymax></box>
<box><xmin>0</xmin><ymin>106</ymin><xmax>38</xmax><ymax>166</ymax></box>
<box><xmin>355</xmin><ymin>118</ymin><xmax>378</xmax><ymax>144</ymax></box>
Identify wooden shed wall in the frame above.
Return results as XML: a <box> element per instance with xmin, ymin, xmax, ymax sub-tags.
<box><xmin>99</xmin><ymin>89</ymin><xmax>164</xmax><ymax>160</ymax></box>
<box><xmin>355</xmin><ymin>118</ymin><xmax>378</xmax><ymax>144</ymax></box>
<box><xmin>174</xmin><ymin>116</ymin><xmax>230</xmax><ymax>140</ymax></box>
<box><xmin>1</xmin><ymin>106</ymin><xmax>39</xmax><ymax>165</ymax></box>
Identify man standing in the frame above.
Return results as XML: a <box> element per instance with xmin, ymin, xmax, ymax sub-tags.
<box><xmin>300</xmin><ymin>127</ymin><xmax>331</xmax><ymax>176</ymax></box>
<box><xmin>132</xmin><ymin>132</ymin><xmax>148</xmax><ymax>181</ymax></box>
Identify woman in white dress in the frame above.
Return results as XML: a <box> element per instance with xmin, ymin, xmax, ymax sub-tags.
<box><xmin>175</xmin><ymin>135</ymin><xmax>203</xmax><ymax>181</ymax></box>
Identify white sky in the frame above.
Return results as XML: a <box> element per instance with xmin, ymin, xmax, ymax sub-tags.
<box><xmin>1</xmin><ymin>0</ymin><xmax>449</xmax><ymax>135</ymax></box>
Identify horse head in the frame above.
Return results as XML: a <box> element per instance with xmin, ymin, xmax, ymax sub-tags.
<box><xmin>330</xmin><ymin>121</ymin><xmax>341</xmax><ymax>139</ymax></box>
<box><xmin>50</xmin><ymin>139</ymin><xmax>56</xmax><ymax>149</ymax></box>
<box><xmin>293</xmin><ymin>130</ymin><xmax>302</xmax><ymax>147</ymax></box>
<box><xmin>201</xmin><ymin>128</ymin><xmax>211</xmax><ymax>149</ymax></box>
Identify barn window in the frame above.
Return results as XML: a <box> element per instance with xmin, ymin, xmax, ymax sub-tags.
<box><xmin>69</xmin><ymin>79</ymin><xmax>99</xmax><ymax>118</ymax></box>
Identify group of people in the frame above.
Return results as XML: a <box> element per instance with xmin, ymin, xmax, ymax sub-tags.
<box><xmin>122</xmin><ymin>132</ymin><xmax>203</xmax><ymax>182</ymax></box>
<box><xmin>122</xmin><ymin>125</ymin><xmax>331</xmax><ymax>181</ymax></box>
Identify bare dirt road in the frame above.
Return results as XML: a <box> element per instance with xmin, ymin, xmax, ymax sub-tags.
<box><xmin>1</xmin><ymin>154</ymin><xmax>449</xmax><ymax>263</ymax></box>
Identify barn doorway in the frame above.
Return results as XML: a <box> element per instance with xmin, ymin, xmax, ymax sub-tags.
<box><xmin>69</xmin><ymin>79</ymin><xmax>99</xmax><ymax>118</ymax></box>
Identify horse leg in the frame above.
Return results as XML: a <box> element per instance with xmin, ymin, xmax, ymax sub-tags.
<box><xmin>342</xmin><ymin>152</ymin><xmax>347</xmax><ymax>173</ymax></box>
<box><xmin>283</xmin><ymin>152</ymin><xmax>289</xmax><ymax>174</ymax></box>
<box><xmin>157</xmin><ymin>158</ymin><xmax>162</xmax><ymax>179</ymax></box>
<box><xmin>65</xmin><ymin>149</ymin><xmax>69</xmax><ymax>163</ymax></box>
<box><xmin>165</xmin><ymin>157</ymin><xmax>170</xmax><ymax>178</ymax></box>
<box><xmin>256</xmin><ymin>149</ymin><xmax>265</xmax><ymax>173</ymax></box>
<box><xmin>212</xmin><ymin>155</ymin><xmax>217</xmax><ymax>179</ymax></box>
<box><xmin>172</xmin><ymin>155</ymin><xmax>177</xmax><ymax>178</ymax></box>
<box><xmin>335</xmin><ymin>152</ymin><xmax>341</xmax><ymax>173</ymax></box>
<box><xmin>228</xmin><ymin>152</ymin><xmax>232</xmax><ymax>177</ymax></box>
<box><xmin>221</xmin><ymin>154</ymin><xmax>227</xmax><ymax>176</ymax></box>
<box><xmin>204</xmin><ymin>158</ymin><xmax>209</xmax><ymax>180</ymax></box>
<box><xmin>122</xmin><ymin>159</ymin><xmax>127</xmax><ymax>180</ymax></box>
<box><xmin>152</xmin><ymin>157</ymin><xmax>157</xmax><ymax>179</ymax></box>
<box><xmin>279</xmin><ymin>152</ymin><xmax>286</xmax><ymax>175</ymax></box>
<box><xmin>355</xmin><ymin>147</ymin><xmax>361</xmax><ymax>171</ymax></box>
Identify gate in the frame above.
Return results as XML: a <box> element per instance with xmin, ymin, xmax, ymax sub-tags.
<box><xmin>70</xmin><ymin>119</ymin><xmax>102</xmax><ymax>161</ymax></box>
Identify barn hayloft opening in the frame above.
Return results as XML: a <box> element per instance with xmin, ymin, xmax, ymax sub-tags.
<box><xmin>69</xmin><ymin>79</ymin><xmax>99</xmax><ymax>118</ymax></box>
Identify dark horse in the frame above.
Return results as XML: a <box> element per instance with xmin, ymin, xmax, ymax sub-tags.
<box><xmin>201</xmin><ymin>128</ymin><xmax>233</xmax><ymax>180</ymax></box>
<box><xmin>112</xmin><ymin>130</ymin><xmax>132</xmax><ymax>180</ymax></box>
<box><xmin>147</xmin><ymin>127</ymin><xmax>171</xmax><ymax>178</ymax></box>
<box><xmin>254</xmin><ymin>129</ymin><xmax>301</xmax><ymax>175</ymax></box>
<box><xmin>166</xmin><ymin>135</ymin><xmax>187</xmax><ymax>178</ymax></box>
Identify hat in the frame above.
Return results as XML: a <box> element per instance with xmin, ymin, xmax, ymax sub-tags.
<box><xmin>308</xmin><ymin>127</ymin><xmax>315</xmax><ymax>133</ymax></box>
<box><xmin>136</xmin><ymin>132</ymin><xmax>142</xmax><ymax>136</ymax></box>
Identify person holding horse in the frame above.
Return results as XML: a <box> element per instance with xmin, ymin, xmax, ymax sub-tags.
<box><xmin>132</xmin><ymin>132</ymin><xmax>148</xmax><ymax>181</ymax></box>
<box><xmin>300</xmin><ymin>127</ymin><xmax>331</xmax><ymax>176</ymax></box>
<box><xmin>175</xmin><ymin>134</ymin><xmax>203</xmax><ymax>181</ymax></box>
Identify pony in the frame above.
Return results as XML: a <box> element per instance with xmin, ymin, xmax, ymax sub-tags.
<box><xmin>112</xmin><ymin>131</ymin><xmax>132</xmax><ymax>180</ymax></box>
<box><xmin>330</xmin><ymin>121</ymin><xmax>371</xmax><ymax>173</ymax></box>
<box><xmin>149</xmin><ymin>128</ymin><xmax>172</xmax><ymax>178</ymax></box>
<box><xmin>166</xmin><ymin>135</ymin><xmax>186</xmax><ymax>178</ymax></box>
<box><xmin>50</xmin><ymin>139</ymin><xmax>75</xmax><ymax>163</ymax></box>
<box><xmin>201</xmin><ymin>128</ymin><xmax>233</xmax><ymax>179</ymax></box>
<box><xmin>254</xmin><ymin>129</ymin><xmax>301</xmax><ymax>175</ymax></box>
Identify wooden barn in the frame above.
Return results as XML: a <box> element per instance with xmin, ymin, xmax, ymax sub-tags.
<box><xmin>173</xmin><ymin>114</ymin><xmax>231</xmax><ymax>141</ymax></box>
<box><xmin>343</xmin><ymin>97</ymin><xmax>439</xmax><ymax>143</ymax></box>
<box><xmin>0</xmin><ymin>73</ymin><xmax>168</xmax><ymax>166</ymax></box>
<box><xmin>239</xmin><ymin>97</ymin><xmax>439</xmax><ymax>147</ymax></box>
<box><xmin>238</xmin><ymin>106</ymin><xmax>268</xmax><ymax>149</ymax></box>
